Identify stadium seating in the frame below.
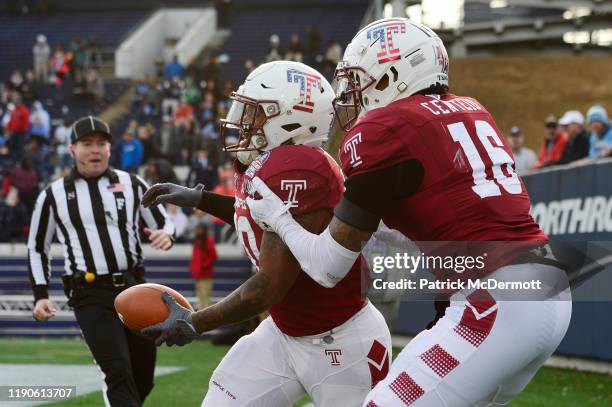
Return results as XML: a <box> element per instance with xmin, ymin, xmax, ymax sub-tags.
<box><xmin>0</xmin><ymin>10</ymin><xmax>147</xmax><ymax>80</ymax></box>
<box><xmin>221</xmin><ymin>5</ymin><xmax>367</xmax><ymax>82</ymax></box>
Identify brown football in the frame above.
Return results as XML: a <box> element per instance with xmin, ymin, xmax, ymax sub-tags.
<box><xmin>114</xmin><ymin>283</ymin><xmax>193</xmax><ymax>339</ymax></box>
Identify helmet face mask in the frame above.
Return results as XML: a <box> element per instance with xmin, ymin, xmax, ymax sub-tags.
<box><xmin>332</xmin><ymin>63</ymin><xmax>376</xmax><ymax>131</ymax></box>
<box><xmin>220</xmin><ymin>91</ymin><xmax>280</xmax><ymax>156</ymax></box>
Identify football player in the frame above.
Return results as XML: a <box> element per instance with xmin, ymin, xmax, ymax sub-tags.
<box><xmin>247</xmin><ymin>19</ymin><xmax>572</xmax><ymax>406</ymax></box>
<box><xmin>141</xmin><ymin>61</ymin><xmax>392</xmax><ymax>406</ymax></box>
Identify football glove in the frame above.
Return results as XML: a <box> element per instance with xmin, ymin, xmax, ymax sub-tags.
<box><xmin>141</xmin><ymin>292</ymin><xmax>200</xmax><ymax>347</ymax></box>
<box><xmin>245</xmin><ymin>176</ymin><xmax>293</xmax><ymax>232</ymax></box>
<box><xmin>141</xmin><ymin>183</ymin><xmax>205</xmax><ymax>208</ymax></box>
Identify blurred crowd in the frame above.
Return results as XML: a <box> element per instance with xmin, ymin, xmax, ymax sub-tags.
<box><xmin>1</xmin><ymin>22</ymin><xmax>611</xmax><ymax>245</ymax></box>
<box><xmin>506</xmin><ymin>106</ymin><xmax>612</xmax><ymax>175</ymax></box>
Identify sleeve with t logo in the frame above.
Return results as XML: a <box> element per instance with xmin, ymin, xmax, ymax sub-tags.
<box><xmin>339</xmin><ymin>118</ymin><xmax>412</xmax><ymax>178</ymax></box>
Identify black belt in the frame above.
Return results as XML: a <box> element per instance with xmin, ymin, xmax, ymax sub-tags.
<box><xmin>510</xmin><ymin>244</ymin><xmax>566</xmax><ymax>270</ymax></box>
<box><xmin>62</xmin><ymin>269</ymin><xmax>144</xmax><ymax>295</ymax></box>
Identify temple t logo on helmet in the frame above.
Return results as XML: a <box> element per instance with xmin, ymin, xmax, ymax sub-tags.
<box><xmin>287</xmin><ymin>68</ymin><xmax>322</xmax><ymax>113</ymax></box>
<box><xmin>366</xmin><ymin>20</ymin><xmax>407</xmax><ymax>64</ymax></box>
<box><xmin>333</xmin><ymin>18</ymin><xmax>450</xmax><ymax>131</ymax></box>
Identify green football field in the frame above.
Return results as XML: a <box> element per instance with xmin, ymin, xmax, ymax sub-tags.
<box><xmin>0</xmin><ymin>338</ymin><xmax>610</xmax><ymax>406</ymax></box>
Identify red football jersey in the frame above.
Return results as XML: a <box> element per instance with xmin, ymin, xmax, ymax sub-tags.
<box><xmin>339</xmin><ymin>94</ymin><xmax>547</xmax><ymax>276</ymax></box>
<box><xmin>234</xmin><ymin>144</ymin><xmax>365</xmax><ymax>336</ymax></box>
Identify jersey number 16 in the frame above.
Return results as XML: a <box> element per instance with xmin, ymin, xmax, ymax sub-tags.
<box><xmin>448</xmin><ymin>120</ymin><xmax>522</xmax><ymax>199</ymax></box>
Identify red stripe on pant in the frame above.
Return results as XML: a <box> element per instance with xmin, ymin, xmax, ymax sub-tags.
<box><xmin>389</xmin><ymin>372</ymin><xmax>425</xmax><ymax>405</ymax></box>
<box><xmin>420</xmin><ymin>344</ymin><xmax>460</xmax><ymax>378</ymax></box>
<box><xmin>453</xmin><ymin>289</ymin><xmax>498</xmax><ymax>347</ymax></box>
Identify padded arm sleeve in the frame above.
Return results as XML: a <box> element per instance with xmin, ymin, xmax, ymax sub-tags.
<box><xmin>274</xmin><ymin>160</ymin><xmax>423</xmax><ymax>287</ymax></box>
<box><xmin>274</xmin><ymin>218</ymin><xmax>360</xmax><ymax>288</ymax></box>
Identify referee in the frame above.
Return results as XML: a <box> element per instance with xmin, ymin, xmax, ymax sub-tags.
<box><xmin>27</xmin><ymin>116</ymin><xmax>175</xmax><ymax>406</ymax></box>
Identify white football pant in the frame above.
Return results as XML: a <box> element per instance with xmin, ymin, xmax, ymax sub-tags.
<box><xmin>363</xmin><ymin>263</ymin><xmax>572</xmax><ymax>407</ymax></box>
<box><xmin>202</xmin><ymin>301</ymin><xmax>392</xmax><ymax>407</ymax></box>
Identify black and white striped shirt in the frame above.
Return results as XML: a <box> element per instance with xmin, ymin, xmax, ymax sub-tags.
<box><xmin>27</xmin><ymin>168</ymin><xmax>175</xmax><ymax>301</ymax></box>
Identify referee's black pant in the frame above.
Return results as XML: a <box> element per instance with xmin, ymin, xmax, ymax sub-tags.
<box><xmin>71</xmin><ymin>287</ymin><xmax>156</xmax><ymax>407</ymax></box>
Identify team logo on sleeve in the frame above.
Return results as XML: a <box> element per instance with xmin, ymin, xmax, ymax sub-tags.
<box><xmin>286</xmin><ymin>69</ymin><xmax>322</xmax><ymax>113</ymax></box>
<box><xmin>366</xmin><ymin>21</ymin><xmax>406</xmax><ymax>64</ymax></box>
<box><xmin>344</xmin><ymin>132</ymin><xmax>363</xmax><ymax>168</ymax></box>
<box><xmin>281</xmin><ymin>180</ymin><xmax>307</xmax><ymax>207</ymax></box>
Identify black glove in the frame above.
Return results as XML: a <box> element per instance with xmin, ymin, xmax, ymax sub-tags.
<box><xmin>141</xmin><ymin>183</ymin><xmax>204</xmax><ymax>208</ymax></box>
<box><xmin>141</xmin><ymin>292</ymin><xmax>200</xmax><ymax>346</ymax></box>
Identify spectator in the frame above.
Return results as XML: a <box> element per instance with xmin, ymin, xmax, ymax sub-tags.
<box><xmin>586</xmin><ymin>105</ymin><xmax>612</xmax><ymax>159</ymax></box>
<box><xmin>29</xmin><ymin>101</ymin><xmax>50</xmax><ymax>143</ymax></box>
<box><xmin>243</xmin><ymin>58</ymin><xmax>255</xmax><ymax>75</ymax></box>
<box><xmin>53</xmin><ymin>116</ymin><xmax>73</xmax><ymax>172</ymax></box>
<box><xmin>32</xmin><ymin>34</ymin><xmax>50</xmax><ymax>83</ymax></box>
<box><xmin>177</xmin><ymin>119</ymin><xmax>198</xmax><ymax>165</ymax></box>
<box><xmin>506</xmin><ymin>126</ymin><xmax>537</xmax><ymax>175</ymax></box>
<box><xmin>6</xmin><ymin>95</ymin><xmax>30</xmax><ymax>161</ymax></box>
<box><xmin>305</xmin><ymin>25</ymin><xmax>321</xmax><ymax>65</ymax></box>
<box><xmin>156</xmin><ymin>118</ymin><xmax>179</xmax><ymax>162</ymax></box>
<box><xmin>118</xmin><ymin>130</ymin><xmax>144</xmax><ymax>173</ymax></box>
<box><xmin>68</xmin><ymin>35</ymin><xmax>85</xmax><ymax>80</ymax></box>
<box><xmin>20</xmin><ymin>70</ymin><xmax>39</xmax><ymax>104</ymax></box>
<box><xmin>25</xmin><ymin>136</ymin><xmax>52</xmax><ymax>184</ymax></box>
<box><xmin>286</xmin><ymin>33</ymin><xmax>304</xmax><ymax>62</ymax></box>
<box><xmin>164</xmin><ymin>55</ymin><xmax>185</xmax><ymax>79</ymax></box>
<box><xmin>189</xmin><ymin>223</ymin><xmax>217</xmax><ymax>310</ymax></box>
<box><xmin>144</xmin><ymin>158</ymin><xmax>178</xmax><ymax>185</ymax></box>
<box><xmin>165</xmin><ymin>203</ymin><xmax>188</xmax><ymax>241</ymax></box>
<box><xmin>0</xmin><ymin>137</ymin><xmax>14</xmax><ymax>175</ymax></box>
<box><xmin>137</xmin><ymin>125</ymin><xmax>156</xmax><ymax>164</ymax></box>
<box><xmin>9</xmin><ymin>70</ymin><xmax>24</xmax><ymax>91</ymax></box>
<box><xmin>324</xmin><ymin>40</ymin><xmax>343</xmax><ymax>73</ymax></box>
<box><xmin>0</xmin><ymin>186</ymin><xmax>28</xmax><ymax>241</ymax></box>
<box><xmin>535</xmin><ymin>115</ymin><xmax>568</xmax><ymax>168</ymax></box>
<box><xmin>203</xmin><ymin>54</ymin><xmax>221</xmax><ymax>83</ymax></box>
<box><xmin>85</xmin><ymin>36</ymin><xmax>102</xmax><ymax>68</ymax></box>
<box><xmin>185</xmin><ymin>78</ymin><xmax>202</xmax><ymax>107</ymax></box>
<box><xmin>161</xmin><ymin>78</ymin><xmax>181</xmax><ymax>118</ymax></box>
<box><xmin>8</xmin><ymin>157</ymin><xmax>38</xmax><ymax>213</ymax></box>
<box><xmin>49</xmin><ymin>45</ymin><xmax>69</xmax><ymax>85</ymax></box>
<box><xmin>84</xmin><ymin>67</ymin><xmax>105</xmax><ymax>100</ymax></box>
<box><xmin>558</xmin><ymin>110</ymin><xmax>590</xmax><ymax>165</ymax></box>
<box><xmin>266</xmin><ymin>34</ymin><xmax>283</xmax><ymax>62</ymax></box>
<box><xmin>187</xmin><ymin>149</ymin><xmax>218</xmax><ymax>189</ymax></box>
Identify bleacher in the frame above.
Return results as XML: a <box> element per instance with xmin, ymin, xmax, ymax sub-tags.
<box><xmin>0</xmin><ymin>10</ymin><xmax>148</xmax><ymax>80</ymax></box>
<box><xmin>221</xmin><ymin>3</ymin><xmax>368</xmax><ymax>83</ymax></box>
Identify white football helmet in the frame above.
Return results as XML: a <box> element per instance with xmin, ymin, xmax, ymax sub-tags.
<box><xmin>333</xmin><ymin>18</ymin><xmax>449</xmax><ymax>129</ymax></box>
<box><xmin>221</xmin><ymin>61</ymin><xmax>335</xmax><ymax>165</ymax></box>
